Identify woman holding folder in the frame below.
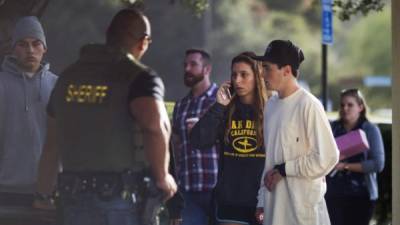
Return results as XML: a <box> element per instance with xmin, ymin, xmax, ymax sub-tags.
<box><xmin>325</xmin><ymin>88</ymin><xmax>385</xmax><ymax>225</ymax></box>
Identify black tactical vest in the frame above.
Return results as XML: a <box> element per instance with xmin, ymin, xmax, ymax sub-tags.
<box><xmin>51</xmin><ymin>44</ymin><xmax>147</xmax><ymax>172</ymax></box>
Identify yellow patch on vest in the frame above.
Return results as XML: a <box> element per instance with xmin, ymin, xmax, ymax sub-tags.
<box><xmin>65</xmin><ymin>84</ymin><xmax>108</xmax><ymax>104</ymax></box>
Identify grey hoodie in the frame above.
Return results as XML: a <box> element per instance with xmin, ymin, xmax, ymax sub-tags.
<box><xmin>0</xmin><ymin>55</ymin><xmax>57</xmax><ymax>193</ymax></box>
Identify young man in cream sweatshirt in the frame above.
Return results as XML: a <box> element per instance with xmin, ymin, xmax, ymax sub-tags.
<box><xmin>252</xmin><ymin>40</ymin><xmax>339</xmax><ymax>225</ymax></box>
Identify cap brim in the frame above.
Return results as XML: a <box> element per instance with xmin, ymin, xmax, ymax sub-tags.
<box><xmin>251</xmin><ymin>55</ymin><xmax>271</xmax><ymax>62</ymax></box>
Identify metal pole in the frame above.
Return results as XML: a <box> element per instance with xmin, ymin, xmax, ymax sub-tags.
<box><xmin>322</xmin><ymin>44</ymin><xmax>328</xmax><ymax>110</ymax></box>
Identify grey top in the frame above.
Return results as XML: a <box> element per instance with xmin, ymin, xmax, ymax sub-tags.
<box><xmin>361</xmin><ymin>121</ymin><xmax>385</xmax><ymax>200</ymax></box>
<box><xmin>328</xmin><ymin>119</ymin><xmax>385</xmax><ymax>200</ymax></box>
<box><xmin>0</xmin><ymin>55</ymin><xmax>57</xmax><ymax>193</ymax></box>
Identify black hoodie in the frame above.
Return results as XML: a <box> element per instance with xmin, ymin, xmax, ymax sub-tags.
<box><xmin>191</xmin><ymin>101</ymin><xmax>265</xmax><ymax>207</ymax></box>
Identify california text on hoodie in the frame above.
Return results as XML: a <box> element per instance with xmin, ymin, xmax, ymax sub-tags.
<box><xmin>0</xmin><ymin>55</ymin><xmax>57</xmax><ymax>193</ymax></box>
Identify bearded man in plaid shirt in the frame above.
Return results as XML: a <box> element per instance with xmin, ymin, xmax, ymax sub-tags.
<box><xmin>172</xmin><ymin>48</ymin><xmax>219</xmax><ymax>225</ymax></box>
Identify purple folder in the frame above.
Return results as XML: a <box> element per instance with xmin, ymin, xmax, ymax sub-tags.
<box><xmin>335</xmin><ymin>129</ymin><xmax>370</xmax><ymax>160</ymax></box>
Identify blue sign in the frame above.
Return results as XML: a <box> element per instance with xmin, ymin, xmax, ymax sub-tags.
<box><xmin>322</xmin><ymin>0</ymin><xmax>333</xmax><ymax>44</ymax></box>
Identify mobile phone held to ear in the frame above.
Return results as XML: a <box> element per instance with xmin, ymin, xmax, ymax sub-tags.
<box><xmin>228</xmin><ymin>85</ymin><xmax>235</xmax><ymax>96</ymax></box>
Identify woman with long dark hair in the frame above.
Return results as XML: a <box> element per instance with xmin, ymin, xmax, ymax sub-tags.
<box><xmin>190</xmin><ymin>52</ymin><xmax>268</xmax><ymax>225</ymax></box>
<box><xmin>325</xmin><ymin>88</ymin><xmax>385</xmax><ymax>225</ymax></box>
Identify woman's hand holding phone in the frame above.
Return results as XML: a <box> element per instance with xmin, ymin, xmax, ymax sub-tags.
<box><xmin>217</xmin><ymin>81</ymin><xmax>234</xmax><ymax>106</ymax></box>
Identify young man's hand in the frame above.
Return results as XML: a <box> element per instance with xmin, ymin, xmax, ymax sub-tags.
<box><xmin>264</xmin><ymin>169</ymin><xmax>283</xmax><ymax>192</ymax></box>
<box><xmin>255</xmin><ymin>207</ymin><xmax>264</xmax><ymax>224</ymax></box>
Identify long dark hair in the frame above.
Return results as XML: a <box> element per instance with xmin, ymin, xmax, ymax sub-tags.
<box><xmin>224</xmin><ymin>52</ymin><xmax>268</xmax><ymax>148</ymax></box>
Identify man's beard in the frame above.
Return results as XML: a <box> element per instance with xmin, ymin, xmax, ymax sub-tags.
<box><xmin>184</xmin><ymin>72</ymin><xmax>205</xmax><ymax>87</ymax></box>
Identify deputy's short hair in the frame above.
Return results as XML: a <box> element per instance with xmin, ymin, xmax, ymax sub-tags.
<box><xmin>106</xmin><ymin>8</ymin><xmax>149</xmax><ymax>47</ymax></box>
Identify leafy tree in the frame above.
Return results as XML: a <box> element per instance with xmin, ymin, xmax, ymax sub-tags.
<box><xmin>328</xmin><ymin>5</ymin><xmax>391</xmax><ymax>110</ymax></box>
<box><xmin>41</xmin><ymin>0</ymin><xmax>208</xmax><ymax>101</ymax></box>
<box><xmin>327</xmin><ymin>5</ymin><xmax>391</xmax><ymax>81</ymax></box>
<box><xmin>1</xmin><ymin>0</ymin><xmax>390</xmax><ymax>108</ymax></box>
<box><xmin>341</xmin><ymin>5</ymin><xmax>391</xmax><ymax>75</ymax></box>
<box><xmin>209</xmin><ymin>0</ymin><xmax>322</xmax><ymax>89</ymax></box>
<box><xmin>332</xmin><ymin>0</ymin><xmax>386</xmax><ymax>21</ymax></box>
<box><xmin>41</xmin><ymin>1</ymin><xmax>121</xmax><ymax>72</ymax></box>
<box><xmin>0</xmin><ymin>0</ymin><xmax>206</xmax><ymax>62</ymax></box>
<box><xmin>164</xmin><ymin>0</ymin><xmax>387</xmax><ymax>21</ymax></box>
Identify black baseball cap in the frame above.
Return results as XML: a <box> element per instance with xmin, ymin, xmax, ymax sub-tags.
<box><xmin>252</xmin><ymin>40</ymin><xmax>305</xmax><ymax>70</ymax></box>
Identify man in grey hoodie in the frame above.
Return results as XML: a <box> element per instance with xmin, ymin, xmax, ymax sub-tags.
<box><xmin>0</xmin><ymin>16</ymin><xmax>57</xmax><ymax>205</ymax></box>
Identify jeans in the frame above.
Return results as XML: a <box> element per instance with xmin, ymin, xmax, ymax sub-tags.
<box><xmin>59</xmin><ymin>192</ymin><xmax>139</xmax><ymax>225</ymax></box>
<box><xmin>181</xmin><ymin>191</ymin><xmax>213</xmax><ymax>225</ymax></box>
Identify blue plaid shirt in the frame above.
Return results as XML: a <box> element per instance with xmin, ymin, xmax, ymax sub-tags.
<box><xmin>172</xmin><ymin>83</ymin><xmax>219</xmax><ymax>192</ymax></box>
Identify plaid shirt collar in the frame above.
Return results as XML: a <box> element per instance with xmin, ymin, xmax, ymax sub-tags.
<box><xmin>173</xmin><ymin>83</ymin><xmax>219</xmax><ymax>191</ymax></box>
<box><xmin>186</xmin><ymin>83</ymin><xmax>218</xmax><ymax>99</ymax></box>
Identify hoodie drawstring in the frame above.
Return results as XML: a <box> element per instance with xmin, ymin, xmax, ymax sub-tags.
<box><xmin>22</xmin><ymin>71</ymin><xmax>44</xmax><ymax>112</ymax></box>
<box><xmin>22</xmin><ymin>72</ymin><xmax>28</xmax><ymax>112</ymax></box>
<box><xmin>39</xmin><ymin>72</ymin><xmax>42</xmax><ymax>102</ymax></box>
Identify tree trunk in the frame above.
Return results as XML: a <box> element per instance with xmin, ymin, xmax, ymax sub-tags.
<box><xmin>0</xmin><ymin>0</ymin><xmax>50</xmax><ymax>63</ymax></box>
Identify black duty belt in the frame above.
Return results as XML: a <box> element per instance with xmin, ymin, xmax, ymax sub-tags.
<box><xmin>57</xmin><ymin>170</ymin><xmax>142</xmax><ymax>201</ymax></box>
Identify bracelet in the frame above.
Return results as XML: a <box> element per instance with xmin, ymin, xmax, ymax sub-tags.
<box><xmin>344</xmin><ymin>164</ymin><xmax>350</xmax><ymax>170</ymax></box>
